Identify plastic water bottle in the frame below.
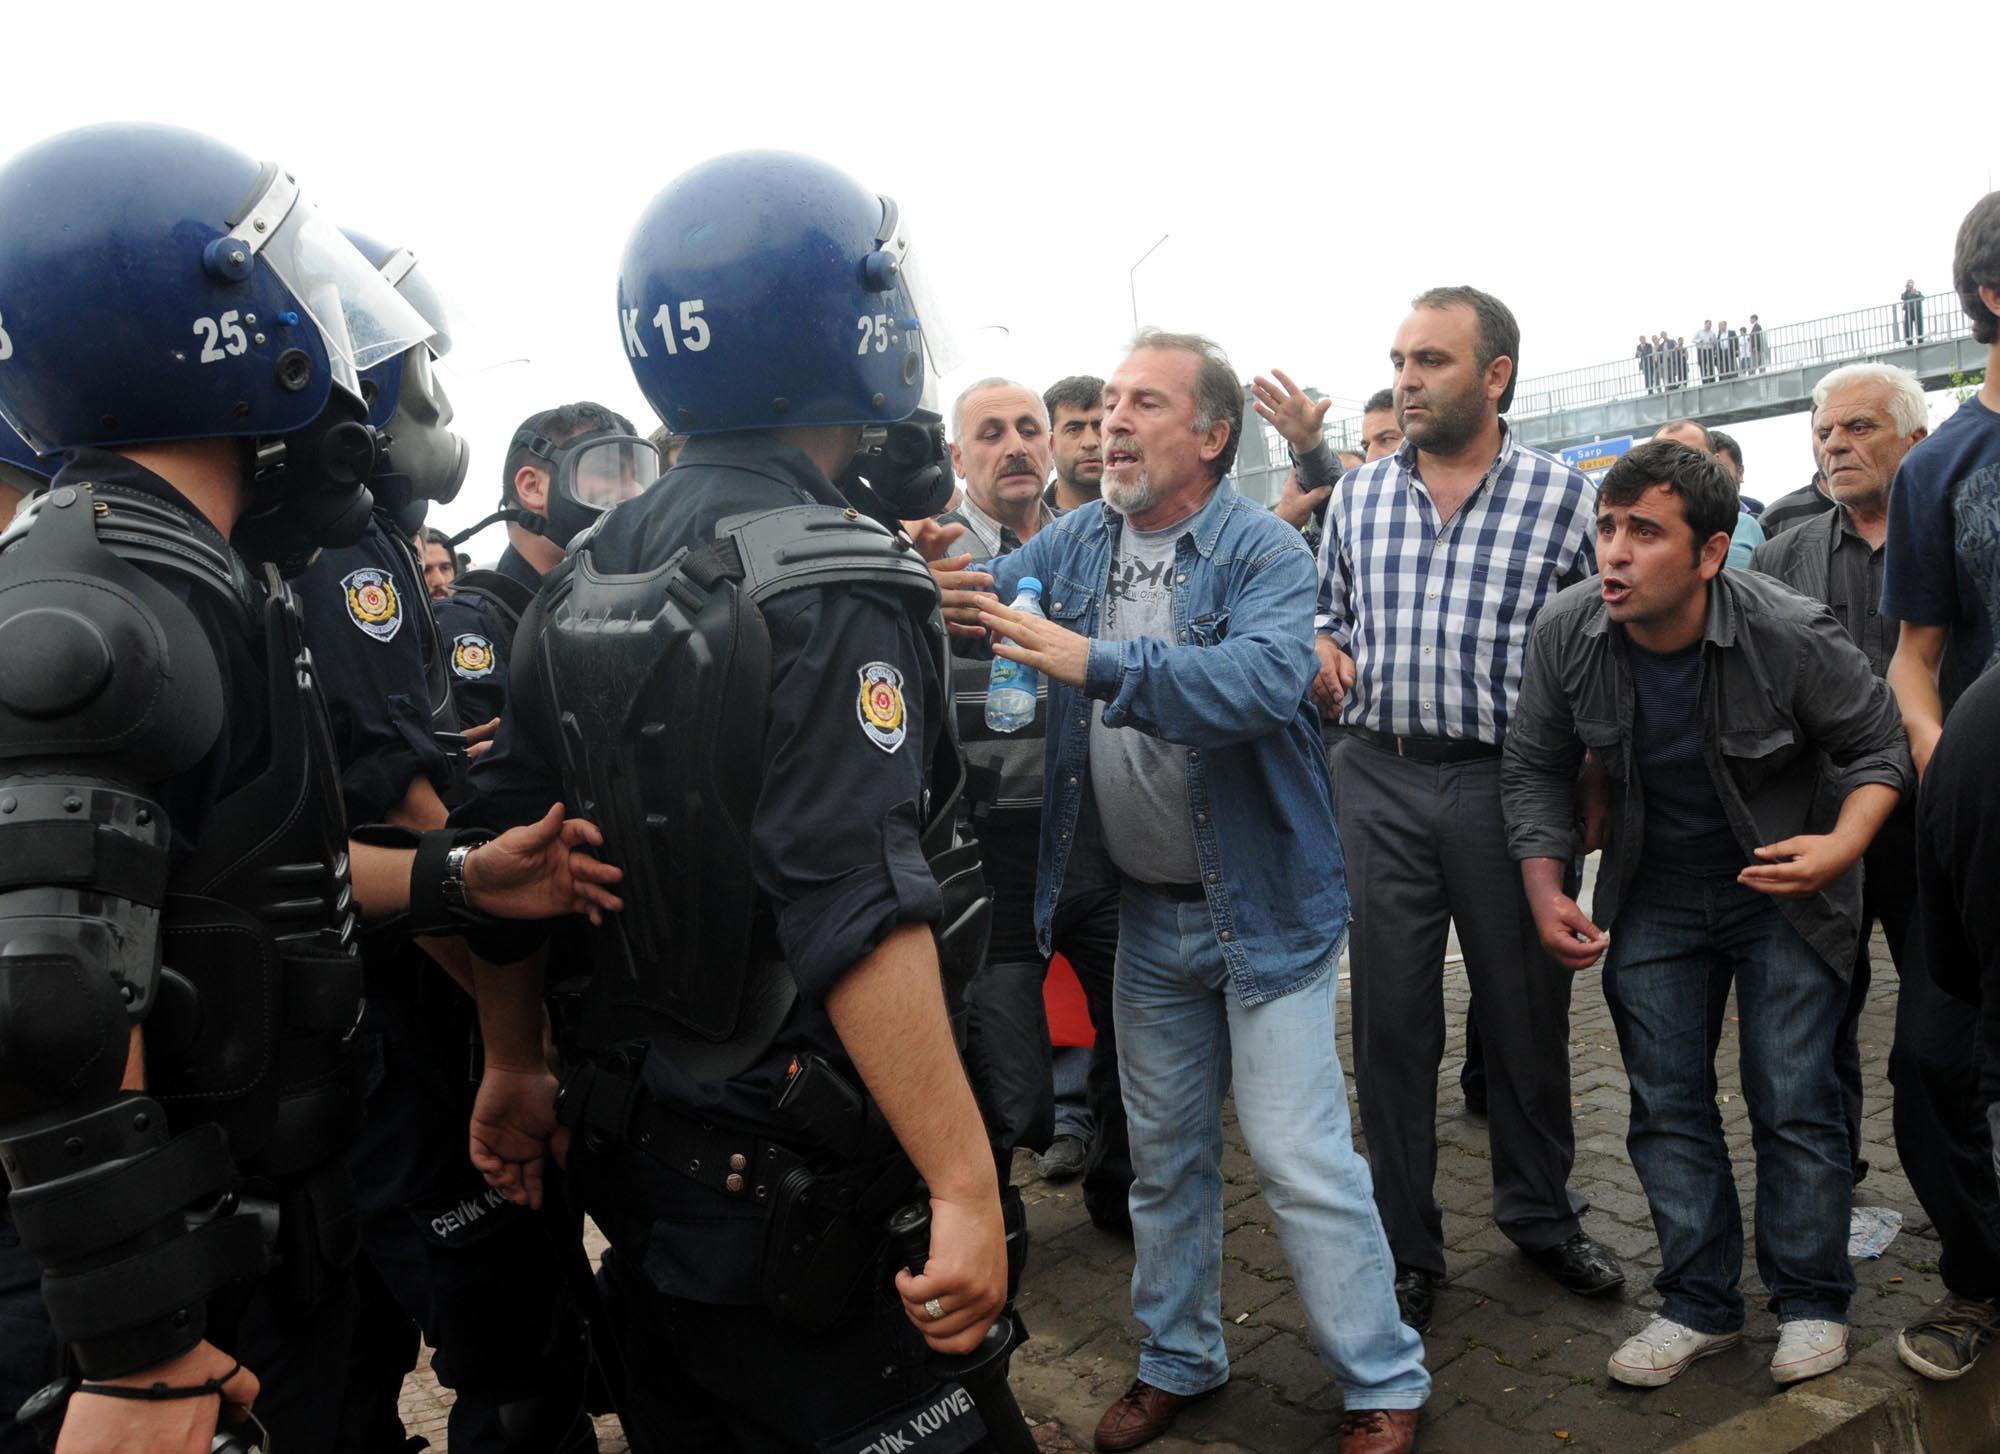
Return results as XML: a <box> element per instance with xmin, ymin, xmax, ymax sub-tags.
<box><xmin>985</xmin><ymin>576</ymin><xmax>1045</xmax><ymax>733</ymax></box>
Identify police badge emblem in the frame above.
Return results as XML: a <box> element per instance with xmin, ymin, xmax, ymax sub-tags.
<box><xmin>342</xmin><ymin>567</ymin><xmax>403</xmax><ymax>641</ymax></box>
<box><xmin>856</xmin><ymin>661</ymin><xmax>907</xmax><ymax>754</ymax></box>
<box><xmin>452</xmin><ymin>633</ymin><xmax>497</xmax><ymax>680</ymax></box>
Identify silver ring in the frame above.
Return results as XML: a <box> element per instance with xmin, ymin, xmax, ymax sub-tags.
<box><xmin>923</xmin><ymin>1297</ymin><xmax>946</xmax><ymax>1321</ymax></box>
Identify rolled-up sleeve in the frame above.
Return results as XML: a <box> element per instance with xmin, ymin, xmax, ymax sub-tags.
<box><xmin>755</xmin><ymin>586</ymin><xmax>943</xmax><ymax>1005</ymax></box>
<box><xmin>1793</xmin><ymin>605</ymin><xmax>1914</xmax><ymax>800</ymax></box>
<box><xmin>1502</xmin><ymin>614</ymin><xmax>1586</xmax><ymax>862</ymax></box>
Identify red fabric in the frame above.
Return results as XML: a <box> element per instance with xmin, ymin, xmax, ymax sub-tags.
<box><xmin>1044</xmin><ymin>953</ymin><xmax>1095</xmax><ymax>1048</ymax></box>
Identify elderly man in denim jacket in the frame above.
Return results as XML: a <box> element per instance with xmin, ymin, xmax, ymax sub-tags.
<box><xmin>926</xmin><ymin>330</ymin><xmax>1428</xmax><ymax>1454</ymax></box>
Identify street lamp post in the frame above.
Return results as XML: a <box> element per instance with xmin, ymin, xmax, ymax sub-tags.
<box><xmin>1128</xmin><ymin>233</ymin><xmax>1170</xmax><ymax>331</ymax></box>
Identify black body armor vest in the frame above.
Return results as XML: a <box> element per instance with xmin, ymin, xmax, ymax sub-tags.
<box><xmin>512</xmin><ymin>505</ymin><xmax>989</xmax><ymax>1081</ymax></box>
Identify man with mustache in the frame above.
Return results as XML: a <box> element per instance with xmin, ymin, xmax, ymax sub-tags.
<box><xmin>932</xmin><ymin>379</ymin><xmax>1132</xmax><ymax>1226</ymax></box>
<box><xmin>946</xmin><ymin>331</ymin><xmax>1429</xmax><ymax>1453</ymax></box>
<box><xmin>1504</xmin><ymin>439</ymin><xmax>1910</xmax><ymax>1388</ymax></box>
<box><xmin>1314</xmin><ymin>287</ymin><xmax>1619</xmax><ymax>1335</ymax></box>
<box><xmin>1752</xmin><ymin>364</ymin><xmax>2000</xmax><ymax>1382</ymax></box>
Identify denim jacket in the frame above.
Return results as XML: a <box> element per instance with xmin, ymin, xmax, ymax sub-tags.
<box><xmin>983</xmin><ymin>477</ymin><xmax>1347</xmax><ymax>1004</ymax></box>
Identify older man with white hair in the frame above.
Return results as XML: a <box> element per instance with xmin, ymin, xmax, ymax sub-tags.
<box><xmin>1752</xmin><ymin>361</ymin><xmax>2000</xmax><ymax>1381</ymax></box>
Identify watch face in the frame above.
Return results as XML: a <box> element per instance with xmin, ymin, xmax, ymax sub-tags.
<box><xmin>18</xmin><ymin>1378</ymin><xmax>74</xmax><ymax>1428</ymax></box>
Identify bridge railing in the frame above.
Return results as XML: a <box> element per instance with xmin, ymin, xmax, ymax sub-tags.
<box><xmin>1310</xmin><ymin>286</ymin><xmax>1973</xmax><ymax>452</ymax></box>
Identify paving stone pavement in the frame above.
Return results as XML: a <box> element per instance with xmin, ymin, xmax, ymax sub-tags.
<box><xmin>400</xmin><ymin>925</ymin><xmax>1958</xmax><ymax>1452</ymax></box>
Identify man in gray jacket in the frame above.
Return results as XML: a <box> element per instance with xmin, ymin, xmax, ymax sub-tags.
<box><xmin>1502</xmin><ymin>439</ymin><xmax>1912</xmax><ymax>1391</ymax></box>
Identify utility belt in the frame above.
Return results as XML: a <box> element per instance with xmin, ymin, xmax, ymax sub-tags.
<box><xmin>556</xmin><ymin>1051</ymin><xmax>915</xmax><ymax>1332</ymax></box>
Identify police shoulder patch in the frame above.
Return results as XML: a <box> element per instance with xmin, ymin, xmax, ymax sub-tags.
<box><xmin>856</xmin><ymin>661</ymin><xmax>907</xmax><ymax>754</ymax></box>
<box><xmin>452</xmin><ymin>633</ymin><xmax>497</xmax><ymax>680</ymax></box>
<box><xmin>341</xmin><ymin>567</ymin><xmax>403</xmax><ymax>642</ymax></box>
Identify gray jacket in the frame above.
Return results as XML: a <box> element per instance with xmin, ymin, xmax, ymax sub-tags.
<box><xmin>1502</xmin><ymin>568</ymin><xmax>1913</xmax><ymax>974</ymax></box>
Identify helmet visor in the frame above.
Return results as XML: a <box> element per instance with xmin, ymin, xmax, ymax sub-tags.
<box><xmin>875</xmin><ymin>194</ymin><xmax>963</xmax><ymax>379</ymax></box>
<box><xmin>259</xmin><ymin>187</ymin><xmax>436</xmax><ymax>396</ymax></box>
<box><xmin>562</xmin><ymin>435</ymin><xmax>661</xmax><ymax>512</ymax></box>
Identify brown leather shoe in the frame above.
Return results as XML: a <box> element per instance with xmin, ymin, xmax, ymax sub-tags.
<box><xmin>1092</xmin><ymin>1377</ymin><xmax>1219</xmax><ymax>1451</ymax></box>
<box><xmin>1338</xmin><ymin>1406</ymin><xmax>1420</xmax><ymax>1454</ymax></box>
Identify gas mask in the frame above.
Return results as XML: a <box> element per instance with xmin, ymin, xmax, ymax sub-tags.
<box><xmin>835</xmin><ymin>409</ymin><xmax>952</xmax><ymax>529</ymax></box>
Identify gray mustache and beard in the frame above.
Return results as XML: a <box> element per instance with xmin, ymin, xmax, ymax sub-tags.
<box><xmin>1102</xmin><ymin>437</ymin><xmax>1161</xmax><ymax>516</ymax></box>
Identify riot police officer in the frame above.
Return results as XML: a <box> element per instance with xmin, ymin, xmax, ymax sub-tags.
<box><xmin>0</xmin><ymin>123</ymin><xmax>621</xmax><ymax>1454</ymax></box>
<box><xmin>433</xmin><ymin>401</ymin><xmax>648</xmax><ymax>732</ymax></box>
<box><xmin>454</xmin><ymin>151</ymin><xmax>1013</xmax><ymax>1452</ymax></box>
<box><xmin>292</xmin><ymin>237</ymin><xmax>598</xmax><ymax>1454</ymax></box>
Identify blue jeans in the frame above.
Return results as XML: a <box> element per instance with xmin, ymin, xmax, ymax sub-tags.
<box><xmin>1115</xmin><ymin>884</ymin><xmax>1429</xmax><ymax>1409</ymax></box>
<box><xmin>1601</xmin><ymin>868</ymin><xmax>1854</xmax><ymax>1333</ymax></box>
<box><xmin>1052</xmin><ymin>1044</ymin><xmax>1094</xmax><ymax>1142</ymax></box>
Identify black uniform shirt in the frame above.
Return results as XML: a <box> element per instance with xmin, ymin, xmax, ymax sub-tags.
<box><xmin>43</xmin><ymin>450</ymin><xmax>270</xmax><ymax>854</ymax></box>
<box><xmin>434</xmin><ymin>544</ymin><xmax>542</xmax><ymax>729</ymax></box>
<box><xmin>457</xmin><ymin>432</ymin><xmax>946</xmax><ymax>1129</ymax></box>
<box><xmin>294</xmin><ymin>512</ymin><xmax>448</xmax><ymax>822</ymax></box>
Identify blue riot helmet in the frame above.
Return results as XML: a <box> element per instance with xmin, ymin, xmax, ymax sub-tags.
<box><xmin>342</xmin><ymin>229</ymin><xmax>471</xmax><ymax>534</ymax></box>
<box><xmin>615</xmin><ymin>151</ymin><xmax>956</xmax><ymax>521</ymax></box>
<box><xmin>0</xmin><ymin>419</ymin><xmax>52</xmax><ymax>502</ymax></box>
<box><xmin>0</xmin><ymin>124</ymin><xmax>434</xmax><ymax>566</ymax></box>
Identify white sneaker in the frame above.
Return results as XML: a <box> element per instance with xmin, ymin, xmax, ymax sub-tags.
<box><xmin>1771</xmin><ymin>1319</ymin><xmax>1848</xmax><ymax>1385</ymax></box>
<box><xmin>1608</xmin><ymin>1316</ymin><xmax>1743</xmax><ymax>1387</ymax></box>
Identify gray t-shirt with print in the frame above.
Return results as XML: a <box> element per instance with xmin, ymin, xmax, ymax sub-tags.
<box><xmin>1090</xmin><ymin>519</ymin><xmax>1201</xmax><ymax>884</ymax></box>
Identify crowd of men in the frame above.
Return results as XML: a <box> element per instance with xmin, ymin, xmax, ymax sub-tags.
<box><xmin>0</xmin><ymin>120</ymin><xmax>1997</xmax><ymax>1454</ymax></box>
<box><xmin>1636</xmin><ymin>317</ymin><xmax>1767</xmax><ymax>392</ymax></box>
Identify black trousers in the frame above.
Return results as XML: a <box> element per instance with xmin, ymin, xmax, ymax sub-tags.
<box><xmin>579</xmin><ymin>1144</ymin><xmax>1004</xmax><ymax>1454</ymax></box>
<box><xmin>340</xmin><ymin>955</ymin><xmax>592</xmax><ymax>1454</ymax></box>
<box><xmin>975</xmin><ymin>818</ymin><xmax>1132</xmax><ymax>1232</ymax></box>
<box><xmin>1834</xmin><ymin>810</ymin><xmax>2000</xmax><ymax>1298</ymax></box>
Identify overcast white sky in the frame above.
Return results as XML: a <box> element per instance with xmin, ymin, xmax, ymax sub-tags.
<box><xmin>8</xmin><ymin>1</ymin><xmax>1995</xmax><ymax>548</ymax></box>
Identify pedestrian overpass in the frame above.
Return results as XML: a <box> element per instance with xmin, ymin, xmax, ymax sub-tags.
<box><xmin>1235</xmin><ymin>287</ymin><xmax>1986</xmax><ymax>504</ymax></box>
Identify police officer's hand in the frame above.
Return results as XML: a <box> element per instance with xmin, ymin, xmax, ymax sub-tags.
<box><xmin>895</xmin><ymin>1193</ymin><xmax>1008</xmax><ymax>1355</ymax></box>
<box><xmin>464</xmin><ymin>803</ymin><xmax>625</xmax><ymax>924</ymax></box>
<box><xmin>55</xmin><ymin>1340</ymin><xmax>259</xmax><ymax>1454</ymax></box>
<box><xmin>979</xmin><ymin>601</ymin><xmax>1090</xmax><ymax>687</ymax></box>
<box><xmin>930</xmin><ymin>553</ymin><xmax>997</xmax><ymax>640</ymax></box>
<box><xmin>462</xmin><ymin>715</ymin><xmax>501</xmax><ymax>760</ymax></box>
<box><xmin>469</xmin><ymin>1064</ymin><xmax>567</xmax><ymax>1210</ymax></box>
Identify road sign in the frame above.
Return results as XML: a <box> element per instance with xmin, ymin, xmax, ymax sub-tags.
<box><xmin>1559</xmin><ymin>436</ymin><xmax>1633</xmax><ymax>485</ymax></box>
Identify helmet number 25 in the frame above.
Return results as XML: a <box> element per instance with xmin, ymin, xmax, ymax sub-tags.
<box><xmin>0</xmin><ymin>309</ymin><xmax>12</xmax><ymax>362</ymax></box>
<box><xmin>624</xmin><ymin>300</ymin><xmax>709</xmax><ymax>358</ymax></box>
<box><xmin>192</xmin><ymin>312</ymin><xmax>249</xmax><ymax>364</ymax></box>
<box><xmin>855</xmin><ymin>314</ymin><xmax>896</xmax><ymax>355</ymax></box>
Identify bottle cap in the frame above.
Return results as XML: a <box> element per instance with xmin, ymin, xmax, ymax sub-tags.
<box><xmin>1016</xmin><ymin>576</ymin><xmax>1043</xmax><ymax>595</ymax></box>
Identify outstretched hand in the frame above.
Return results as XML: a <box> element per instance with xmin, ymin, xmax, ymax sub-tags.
<box><xmin>1251</xmin><ymin>368</ymin><xmax>1334</xmax><ymax>454</ymax></box>
<box><xmin>904</xmin><ymin>516</ymin><xmax>966</xmax><ymax>564</ymax></box>
<box><xmin>465</xmin><ymin>803</ymin><xmax>625</xmax><ymax>924</ymax></box>
<box><xmin>979</xmin><ymin>601</ymin><xmax>1091</xmax><ymax>688</ymax></box>
<box><xmin>930</xmin><ymin>552</ymin><xmax>998</xmax><ymax>640</ymax></box>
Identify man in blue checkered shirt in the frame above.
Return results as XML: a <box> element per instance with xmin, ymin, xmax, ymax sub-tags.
<box><xmin>1311</xmin><ymin>286</ymin><xmax>1623</xmax><ymax>1332</ymax></box>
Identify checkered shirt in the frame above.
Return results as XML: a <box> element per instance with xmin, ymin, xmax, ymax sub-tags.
<box><xmin>1315</xmin><ymin>426</ymin><xmax>1596</xmax><ymax>743</ymax></box>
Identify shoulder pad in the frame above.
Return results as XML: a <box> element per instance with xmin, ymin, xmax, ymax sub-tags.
<box><xmin>0</xmin><ymin>485</ymin><xmax>225</xmax><ymax>778</ymax></box>
<box><xmin>717</xmin><ymin>504</ymin><xmax>937</xmax><ymax>605</ymax></box>
<box><xmin>451</xmin><ymin>567</ymin><xmax>537</xmax><ymax>630</ymax></box>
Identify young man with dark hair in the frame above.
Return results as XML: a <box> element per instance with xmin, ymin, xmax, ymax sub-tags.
<box><xmin>1885</xmin><ymin>192</ymin><xmax>2000</xmax><ymax>777</ymax></box>
<box><xmin>1504</xmin><ymin>439</ymin><xmax>1912</xmax><ymax>1390</ymax></box>
<box><xmin>1044</xmin><ymin>373</ymin><xmax>1106</xmax><ymax>511</ymax></box>
<box><xmin>419</xmin><ymin>524</ymin><xmax>458</xmax><ymax>599</ymax></box>
<box><xmin>1361</xmin><ymin>388</ymin><xmax>1404</xmax><ymax>459</ymax></box>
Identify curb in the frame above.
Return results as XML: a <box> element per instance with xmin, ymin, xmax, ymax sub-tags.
<box><xmin>1667</xmin><ymin>1340</ymin><xmax>2000</xmax><ymax>1454</ymax></box>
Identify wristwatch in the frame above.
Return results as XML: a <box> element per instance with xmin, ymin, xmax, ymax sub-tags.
<box><xmin>441</xmin><ymin>842</ymin><xmax>477</xmax><ymax>909</ymax></box>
